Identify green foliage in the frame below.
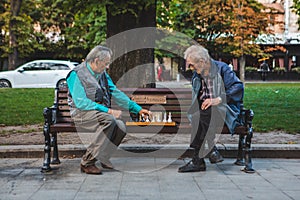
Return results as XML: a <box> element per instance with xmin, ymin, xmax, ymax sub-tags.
<box><xmin>291</xmin><ymin>67</ymin><xmax>300</xmax><ymax>73</ymax></box>
<box><xmin>0</xmin><ymin>0</ymin><xmax>282</xmax><ymax>71</ymax></box>
<box><xmin>156</xmin><ymin>0</ymin><xmax>196</xmax><ymax>58</ymax></box>
<box><xmin>62</xmin><ymin>3</ymin><xmax>107</xmax><ymax>59</ymax></box>
<box><xmin>272</xmin><ymin>67</ymin><xmax>286</xmax><ymax>73</ymax></box>
<box><xmin>0</xmin><ymin>0</ymin><xmax>10</xmax><ymax>58</ymax></box>
<box><xmin>245</xmin><ymin>66</ymin><xmax>257</xmax><ymax>72</ymax></box>
<box><xmin>1</xmin><ymin>0</ymin><xmax>108</xmax><ymax>63</ymax></box>
<box><xmin>291</xmin><ymin>0</ymin><xmax>300</xmax><ymax>29</ymax></box>
<box><xmin>157</xmin><ymin>0</ymin><xmax>195</xmax><ymax>37</ymax></box>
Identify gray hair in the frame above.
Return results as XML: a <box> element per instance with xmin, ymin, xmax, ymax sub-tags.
<box><xmin>184</xmin><ymin>45</ymin><xmax>210</xmax><ymax>63</ymax></box>
<box><xmin>85</xmin><ymin>45</ymin><xmax>112</xmax><ymax>62</ymax></box>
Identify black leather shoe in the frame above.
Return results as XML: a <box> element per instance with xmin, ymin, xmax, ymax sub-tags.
<box><xmin>178</xmin><ymin>159</ymin><xmax>206</xmax><ymax>173</ymax></box>
<box><xmin>209</xmin><ymin>149</ymin><xmax>224</xmax><ymax>164</ymax></box>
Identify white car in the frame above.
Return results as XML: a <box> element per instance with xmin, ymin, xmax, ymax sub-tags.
<box><xmin>0</xmin><ymin>60</ymin><xmax>78</xmax><ymax>88</ymax></box>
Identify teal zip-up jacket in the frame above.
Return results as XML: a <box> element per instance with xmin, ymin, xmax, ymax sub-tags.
<box><xmin>66</xmin><ymin>62</ymin><xmax>142</xmax><ymax>114</ymax></box>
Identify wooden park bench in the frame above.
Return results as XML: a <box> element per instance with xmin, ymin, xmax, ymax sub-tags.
<box><xmin>41</xmin><ymin>87</ymin><xmax>254</xmax><ymax>173</ymax></box>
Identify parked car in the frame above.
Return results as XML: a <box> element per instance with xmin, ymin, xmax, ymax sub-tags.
<box><xmin>0</xmin><ymin>60</ymin><xmax>78</xmax><ymax>88</ymax></box>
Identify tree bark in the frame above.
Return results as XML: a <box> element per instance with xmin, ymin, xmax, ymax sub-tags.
<box><xmin>239</xmin><ymin>55</ymin><xmax>246</xmax><ymax>83</ymax></box>
<box><xmin>106</xmin><ymin>0</ymin><xmax>156</xmax><ymax>88</ymax></box>
<box><xmin>8</xmin><ymin>0</ymin><xmax>22</xmax><ymax>70</ymax></box>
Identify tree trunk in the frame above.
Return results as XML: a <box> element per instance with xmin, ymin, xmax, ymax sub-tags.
<box><xmin>106</xmin><ymin>0</ymin><xmax>156</xmax><ymax>88</ymax></box>
<box><xmin>8</xmin><ymin>0</ymin><xmax>22</xmax><ymax>70</ymax></box>
<box><xmin>239</xmin><ymin>55</ymin><xmax>246</xmax><ymax>83</ymax></box>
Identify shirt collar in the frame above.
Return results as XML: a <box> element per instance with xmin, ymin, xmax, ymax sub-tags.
<box><xmin>86</xmin><ymin>62</ymin><xmax>95</xmax><ymax>76</ymax></box>
<box><xmin>86</xmin><ymin>62</ymin><xmax>106</xmax><ymax>78</ymax></box>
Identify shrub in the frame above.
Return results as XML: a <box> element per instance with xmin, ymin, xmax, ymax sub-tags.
<box><xmin>291</xmin><ymin>67</ymin><xmax>300</xmax><ymax>73</ymax></box>
<box><xmin>272</xmin><ymin>67</ymin><xmax>286</xmax><ymax>73</ymax></box>
<box><xmin>245</xmin><ymin>66</ymin><xmax>258</xmax><ymax>72</ymax></box>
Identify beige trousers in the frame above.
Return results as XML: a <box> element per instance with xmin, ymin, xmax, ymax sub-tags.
<box><xmin>72</xmin><ymin>110</ymin><xmax>126</xmax><ymax>166</ymax></box>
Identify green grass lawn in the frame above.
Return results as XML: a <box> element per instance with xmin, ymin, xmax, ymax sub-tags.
<box><xmin>244</xmin><ymin>83</ymin><xmax>300</xmax><ymax>133</ymax></box>
<box><xmin>0</xmin><ymin>83</ymin><xmax>299</xmax><ymax>133</ymax></box>
<box><xmin>0</xmin><ymin>88</ymin><xmax>54</xmax><ymax>126</ymax></box>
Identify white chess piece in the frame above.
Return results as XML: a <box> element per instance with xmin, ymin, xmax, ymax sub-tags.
<box><xmin>163</xmin><ymin>112</ymin><xmax>167</xmax><ymax>122</ymax></box>
<box><xmin>167</xmin><ymin>112</ymin><xmax>172</xmax><ymax>123</ymax></box>
<box><xmin>145</xmin><ymin>115</ymin><xmax>150</xmax><ymax>122</ymax></box>
<box><xmin>156</xmin><ymin>113</ymin><xmax>161</xmax><ymax>122</ymax></box>
<box><xmin>152</xmin><ymin>115</ymin><xmax>156</xmax><ymax>122</ymax></box>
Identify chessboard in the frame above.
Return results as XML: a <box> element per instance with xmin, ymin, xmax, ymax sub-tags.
<box><xmin>125</xmin><ymin>122</ymin><xmax>176</xmax><ymax>126</ymax></box>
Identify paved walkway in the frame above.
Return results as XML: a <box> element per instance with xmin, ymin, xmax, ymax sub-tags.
<box><xmin>0</xmin><ymin>157</ymin><xmax>299</xmax><ymax>200</ymax></box>
<box><xmin>0</xmin><ymin>80</ymin><xmax>299</xmax><ymax>200</ymax></box>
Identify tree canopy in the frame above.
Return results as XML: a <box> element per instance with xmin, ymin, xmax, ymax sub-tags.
<box><xmin>1</xmin><ymin>0</ymin><xmax>278</xmax><ymax>82</ymax></box>
<box><xmin>292</xmin><ymin>0</ymin><xmax>300</xmax><ymax>29</ymax></box>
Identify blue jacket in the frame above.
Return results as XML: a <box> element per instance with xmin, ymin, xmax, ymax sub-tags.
<box><xmin>188</xmin><ymin>59</ymin><xmax>244</xmax><ymax>134</ymax></box>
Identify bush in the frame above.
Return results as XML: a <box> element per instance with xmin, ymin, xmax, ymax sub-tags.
<box><xmin>245</xmin><ymin>66</ymin><xmax>258</xmax><ymax>72</ymax></box>
<box><xmin>291</xmin><ymin>67</ymin><xmax>300</xmax><ymax>73</ymax></box>
<box><xmin>272</xmin><ymin>67</ymin><xmax>286</xmax><ymax>73</ymax></box>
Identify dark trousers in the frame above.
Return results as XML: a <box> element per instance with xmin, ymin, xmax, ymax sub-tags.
<box><xmin>190</xmin><ymin>107</ymin><xmax>212</xmax><ymax>149</ymax></box>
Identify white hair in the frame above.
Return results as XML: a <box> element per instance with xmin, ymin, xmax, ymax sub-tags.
<box><xmin>85</xmin><ymin>45</ymin><xmax>112</xmax><ymax>63</ymax></box>
<box><xmin>184</xmin><ymin>45</ymin><xmax>210</xmax><ymax>63</ymax></box>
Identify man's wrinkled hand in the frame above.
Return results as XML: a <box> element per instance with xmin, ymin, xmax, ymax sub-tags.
<box><xmin>201</xmin><ymin>97</ymin><xmax>221</xmax><ymax>110</ymax></box>
<box><xmin>139</xmin><ymin>109</ymin><xmax>151</xmax><ymax>117</ymax></box>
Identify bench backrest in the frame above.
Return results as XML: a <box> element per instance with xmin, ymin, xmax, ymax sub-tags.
<box><xmin>119</xmin><ymin>88</ymin><xmax>192</xmax><ymax>125</ymax></box>
<box><xmin>50</xmin><ymin>87</ymin><xmax>249</xmax><ymax>134</ymax></box>
<box><xmin>52</xmin><ymin>87</ymin><xmax>192</xmax><ymax>123</ymax></box>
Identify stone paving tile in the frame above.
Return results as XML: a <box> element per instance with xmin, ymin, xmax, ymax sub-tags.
<box><xmin>0</xmin><ymin>158</ymin><xmax>299</xmax><ymax>200</ymax></box>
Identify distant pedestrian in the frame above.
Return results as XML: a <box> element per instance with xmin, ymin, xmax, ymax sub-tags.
<box><xmin>157</xmin><ymin>62</ymin><xmax>165</xmax><ymax>81</ymax></box>
<box><xmin>260</xmin><ymin>61</ymin><xmax>269</xmax><ymax>81</ymax></box>
<box><xmin>228</xmin><ymin>61</ymin><xmax>233</xmax><ymax>71</ymax></box>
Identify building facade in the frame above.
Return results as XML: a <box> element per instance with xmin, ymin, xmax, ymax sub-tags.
<box><xmin>258</xmin><ymin>0</ymin><xmax>300</xmax><ymax>71</ymax></box>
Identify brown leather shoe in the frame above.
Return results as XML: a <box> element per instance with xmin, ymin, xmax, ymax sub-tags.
<box><xmin>80</xmin><ymin>164</ymin><xmax>102</xmax><ymax>175</ymax></box>
<box><xmin>100</xmin><ymin>157</ymin><xmax>114</xmax><ymax>169</ymax></box>
<box><xmin>101</xmin><ymin>162</ymin><xmax>114</xmax><ymax>169</ymax></box>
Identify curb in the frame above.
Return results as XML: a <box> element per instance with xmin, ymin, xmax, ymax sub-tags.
<box><xmin>0</xmin><ymin>144</ymin><xmax>299</xmax><ymax>159</ymax></box>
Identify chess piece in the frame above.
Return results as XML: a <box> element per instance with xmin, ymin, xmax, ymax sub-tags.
<box><xmin>163</xmin><ymin>112</ymin><xmax>167</xmax><ymax>122</ymax></box>
<box><xmin>156</xmin><ymin>113</ymin><xmax>161</xmax><ymax>122</ymax></box>
<box><xmin>140</xmin><ymin>114</ymin><xmax>145</xmax><ymax>122</ymax></box>
<box><xmin>145</xmin><ymin>115</ymin><xmax>150</xmax><ymax>122</ymax></box>
<box><xmin>152</xmin><ymin>115</ymin><xmax>156</xmax><ymax>122</ymax></box>
<box><xmin>167</xmin><ymin>112</ymin><xmax>172</xmax><ymax>123</ymax></box>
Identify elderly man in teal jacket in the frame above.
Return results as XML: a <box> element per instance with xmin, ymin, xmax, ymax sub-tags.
<box><xmin>67</xmin><ymin>45</ymin><xmax>150</xmax><ymax>175</ymax></box>
<box><xmin>179</xmin><ymin>45</ymin><xmax>244</xmax><ymax>173</ymax></box>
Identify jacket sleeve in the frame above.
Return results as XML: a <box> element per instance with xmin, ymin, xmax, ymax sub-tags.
<box><xmin>221</xmin><ymin>64</ymin><xmax>244</xmax><ymax>103</ymax></box>
<box><xmin>106</xmin><ymin>73</ymin><xmax>142</xmax><ymax>114</ymax></box>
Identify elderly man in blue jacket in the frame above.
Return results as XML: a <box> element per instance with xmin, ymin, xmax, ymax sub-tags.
<box><xmin>179</xmin><ymin>45</ymin><xmax>244</xmax><ymax>173</ymax></box>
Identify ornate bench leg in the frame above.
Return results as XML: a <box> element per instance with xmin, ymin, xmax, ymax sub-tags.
<box><xmin>51</xmin><ymin>132</ymin><xmax>61</xmax><ymax>165</ymax></box>
<box><xmin>242</xmin><ymin>109</ymin><xmax>255</xmax><ymax>173</ymax></box>
<box><xmin>41</xmin><ymin>120</ymin><xmax>52</xmax><ymax>172</ymax></box>
<box><xmin>234</xmin><ymin>134</ymin><xmax>245</xmax><ymax>166</ymax></box>
<box><xmin>242</xmin><ymin>128</ymin><xmax>255</xmax><ymax>173</ymax></box>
